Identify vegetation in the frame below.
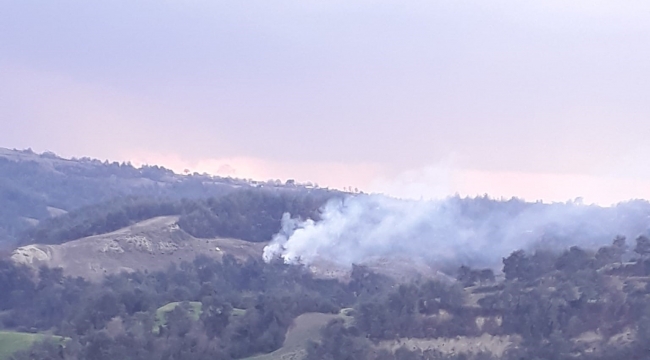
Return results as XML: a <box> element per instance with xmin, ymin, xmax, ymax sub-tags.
<box><xmin>0</xmin><ymin>331</ymin><xmax>63</xmax><ymax>360</ymax></box>
<box><xmin>1</xmin><ymin>235</ymin><xmax>650</xmax><ymax>359</ymax></box>
<box><xmin>0</xmin><ymin>148</ymin><xmax>335</xmax><ymax>246</ymax></box>
<box><xmin>154</xmin><ymin>301</ymin><xmax>202</xmax><ymax>333</ymax></box>
<box><xmin>304</xmin><ymin>236</ymin><xmax>650</xmax><ymax>360</ymax></box>
<box><xmin>18</xmin><ymin>188</ymin><xmax>339</xmax><ymax>246</ymax></box>
<box><xmin>0</xmin><ymin>254</ymin><xmax>351</xmax><ymax>360</ymax></box>
<box><xmin>176</xmin><ymin>189</ymin><xmax>338</xmax><ymax>242</ymax></box>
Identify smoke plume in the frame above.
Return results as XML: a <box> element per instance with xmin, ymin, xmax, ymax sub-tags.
<box><xmin>263</xmin><ymin>195</ymin><xmax>650</xmax><ymax>269</ymax></box>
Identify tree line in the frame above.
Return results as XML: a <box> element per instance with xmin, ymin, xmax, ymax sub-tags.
<box><xmin>306</xmin><ymin>236</ymin><xmax>650</xmax><ymax>360</ymax></box>
<box><xmin>0</xmin><ymin>150</ymin><xmax>335</xmax><ymax>246</ymax></box>
<box><xmin>19</xmin><ymin>188</ymin><xmax>341</xmax><ymax>246</ymax></box>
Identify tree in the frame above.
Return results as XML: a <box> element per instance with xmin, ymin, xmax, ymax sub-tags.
<box><xmin>503</xmin><ymin>250</ymin><xmax>530</xmax><ymax>281</ymax></box>
<box><xmin>200</xmin><ymin>296</ymin><xmax>232</xmax><ymax>339</ymax></box>
<box><xmin>163</xmin><ymin>303</ymin><xmax>195</xmax><ymax>338</ymax></box>
<box><xmin>556</xmin><ymin>246</ymin><xmax>594</xmax><ymax>274</ymax></box>
<box><xmin>635</xmin><ymin>235</ymin><xmax>650</xmax><ymax>258</ymax></box>
<box><xmin>306</xmin><ymin>319</ymin><xmax>372</xmax><ymax>360</ymax></box>
<box><xmin>457</xmin><ymin>266</ymin><xmax>495</xmax><ymax>287</ymax></box>
<box><xmin>613</xmin><ymin>235</ymin><xmax>627</xmax><ymax>252</ymax></box>
<box><xmin>457</xmin><ymin>265</ymin><xmax>475</xmax><ymax>287</ymax></box>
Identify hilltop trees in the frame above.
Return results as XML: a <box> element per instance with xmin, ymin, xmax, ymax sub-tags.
<box><xmin>21</xmin><ymin>197</ymin><xmax>182</xmax><ymax>245</ymax></box>
<box><xmin>19</xmin><ymin>188</ymin><xmax>340</xmax><ymax>246</ymax></box>
<box><xmin>0</xmin><ymin>150</ymin><xmax>340</xmax><ymax>245</ymax></box>
<box><xmin>177</xmin><ymin>189</ymin><xmax>338</xmax><ymax>242</ymax></box>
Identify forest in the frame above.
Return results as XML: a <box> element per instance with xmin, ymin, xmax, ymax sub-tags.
<box><xmin>1</xmin><ymin>252</ymin><xmax>359</xmax><ymax>359</ymax></box>
<box><xmin>18</xmin><ymin>188</ymin><xmax>339</xmax><ymax>247</ymax></box>
<box><xmin>1</xmin><ymin>237</ymin><xmax>650</xmax><ymax>359</ymax></box>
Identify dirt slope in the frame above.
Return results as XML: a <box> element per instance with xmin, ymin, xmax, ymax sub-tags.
<box><xmin>11</xmin><ymin>216</ymin><xmax>265</xmax><ymax>281</ymax></box>
<box><xmin>10</xmin><ymin>215</ymin><xmax>452</xmax><ymax>283</ymax></box>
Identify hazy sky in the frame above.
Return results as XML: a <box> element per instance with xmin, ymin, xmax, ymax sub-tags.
<box><xmin>2</xmin><ymin>1</ymin><xmax>650</xmax><ymax>204</ymax></box>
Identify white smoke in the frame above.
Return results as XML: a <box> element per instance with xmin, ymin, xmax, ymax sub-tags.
<box><xmin>263</xmin><ymin>195</ymin><xmax>650</xmax><ymax>268</ymax></box>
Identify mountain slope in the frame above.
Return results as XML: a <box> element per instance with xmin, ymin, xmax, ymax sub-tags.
<box><xmin>0</xmin><ymin>147</ymin><xmax>332</xmax><ymax>247</ymax></box>
<box><xmin>11</xmin><ymin>216</ymin><xmax>265</xmax><ymax>281</ymax></box>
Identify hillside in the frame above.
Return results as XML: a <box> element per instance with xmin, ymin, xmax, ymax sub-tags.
<box><xmin>6</xmin><ymin>234</ymin><xmax>650</xmax><ymax>360</ymax></box>
<box><xmin>0</xmin><ymin>148</ymin><xmax>329</xmax><ymax>247</ymax></box>
<box><xmin>11</xmin><ymin>216</ymin><xmax>265</xmax><ymax>281</ymax></box>
<box><xmin>11</xmin><ymin>215</ymin><xmax>446</xmax><ymax>283</ymax></box>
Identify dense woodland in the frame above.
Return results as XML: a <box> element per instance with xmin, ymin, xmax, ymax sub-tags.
<box><xmin>18</xmin><ymin>188</ymin><xmax>339</xmax><ymax>246</ymax></box>
<box><xmin>0</xmin><ymin>254</ymin><xmax>355</xmax><ymax>359</ymax></box>
<box><xmin>2</xmin><ymin>237</ymin><xmax>650</xmax><ymax>359</ymax></box>
<box><xmin>307</xmin><ymin>236</ymin><xmax>650</xmax><ymax>360</ymax></box>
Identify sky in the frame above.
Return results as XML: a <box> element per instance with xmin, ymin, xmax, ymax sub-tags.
<box><xmin>1</xmin><ymin>1</ymin><xmax>650</xmax><ymax>205</ymax></box>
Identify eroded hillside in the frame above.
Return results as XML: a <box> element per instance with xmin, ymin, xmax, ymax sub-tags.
<box><xmin>11</xmin><ymin>215</ymin><xmax>450</xmax><ymax>283</ymax></box>
<box><xmin>11</xmin><ymin>216</ymin><xmax>265</xmax><ymax>280</ymax></box>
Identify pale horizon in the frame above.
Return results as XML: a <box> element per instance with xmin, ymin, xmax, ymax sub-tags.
<box><xmin>11</xmin><ymin>145</ymin><xmax>650</xmax><ymax>206</ymax></box>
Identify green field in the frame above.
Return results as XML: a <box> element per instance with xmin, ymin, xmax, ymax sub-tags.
<box><xmin>154</xmin><ymin>301</ymin><xmax>247</xmax><ymax>333</ymax></box>
<box><xmin>0</xmin><ymin>331</ymin><xmax>63</xmax><ymax>360</ymax></box>
<box><xmin>231</xmin><ymin>307</ymin><xmax>246</xmax><ymax>317</ymax></box>
<box><xmin>154</xmin><ymin>301</ymin><xmax>203</xmax><ymax>333</ymax></box>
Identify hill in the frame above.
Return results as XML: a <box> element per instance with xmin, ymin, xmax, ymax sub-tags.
<box><xmin>11</xmin><ymin>216</ymin><xmax>265</xmax><ymax>281</ymax></box>
<box><xmin>6</xmin><ymin>236</ymin><xmax>650</xmax><ymax>360</ymax></box>
<box><xmin>10</xmin><ymin>215</ymin><xmax>445</xmax><ymax>283</ymax></box>
<box><xmin>0</xmin><ymin>147</ymin><xmax>331</xmax><ymax>247</ymax></box>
